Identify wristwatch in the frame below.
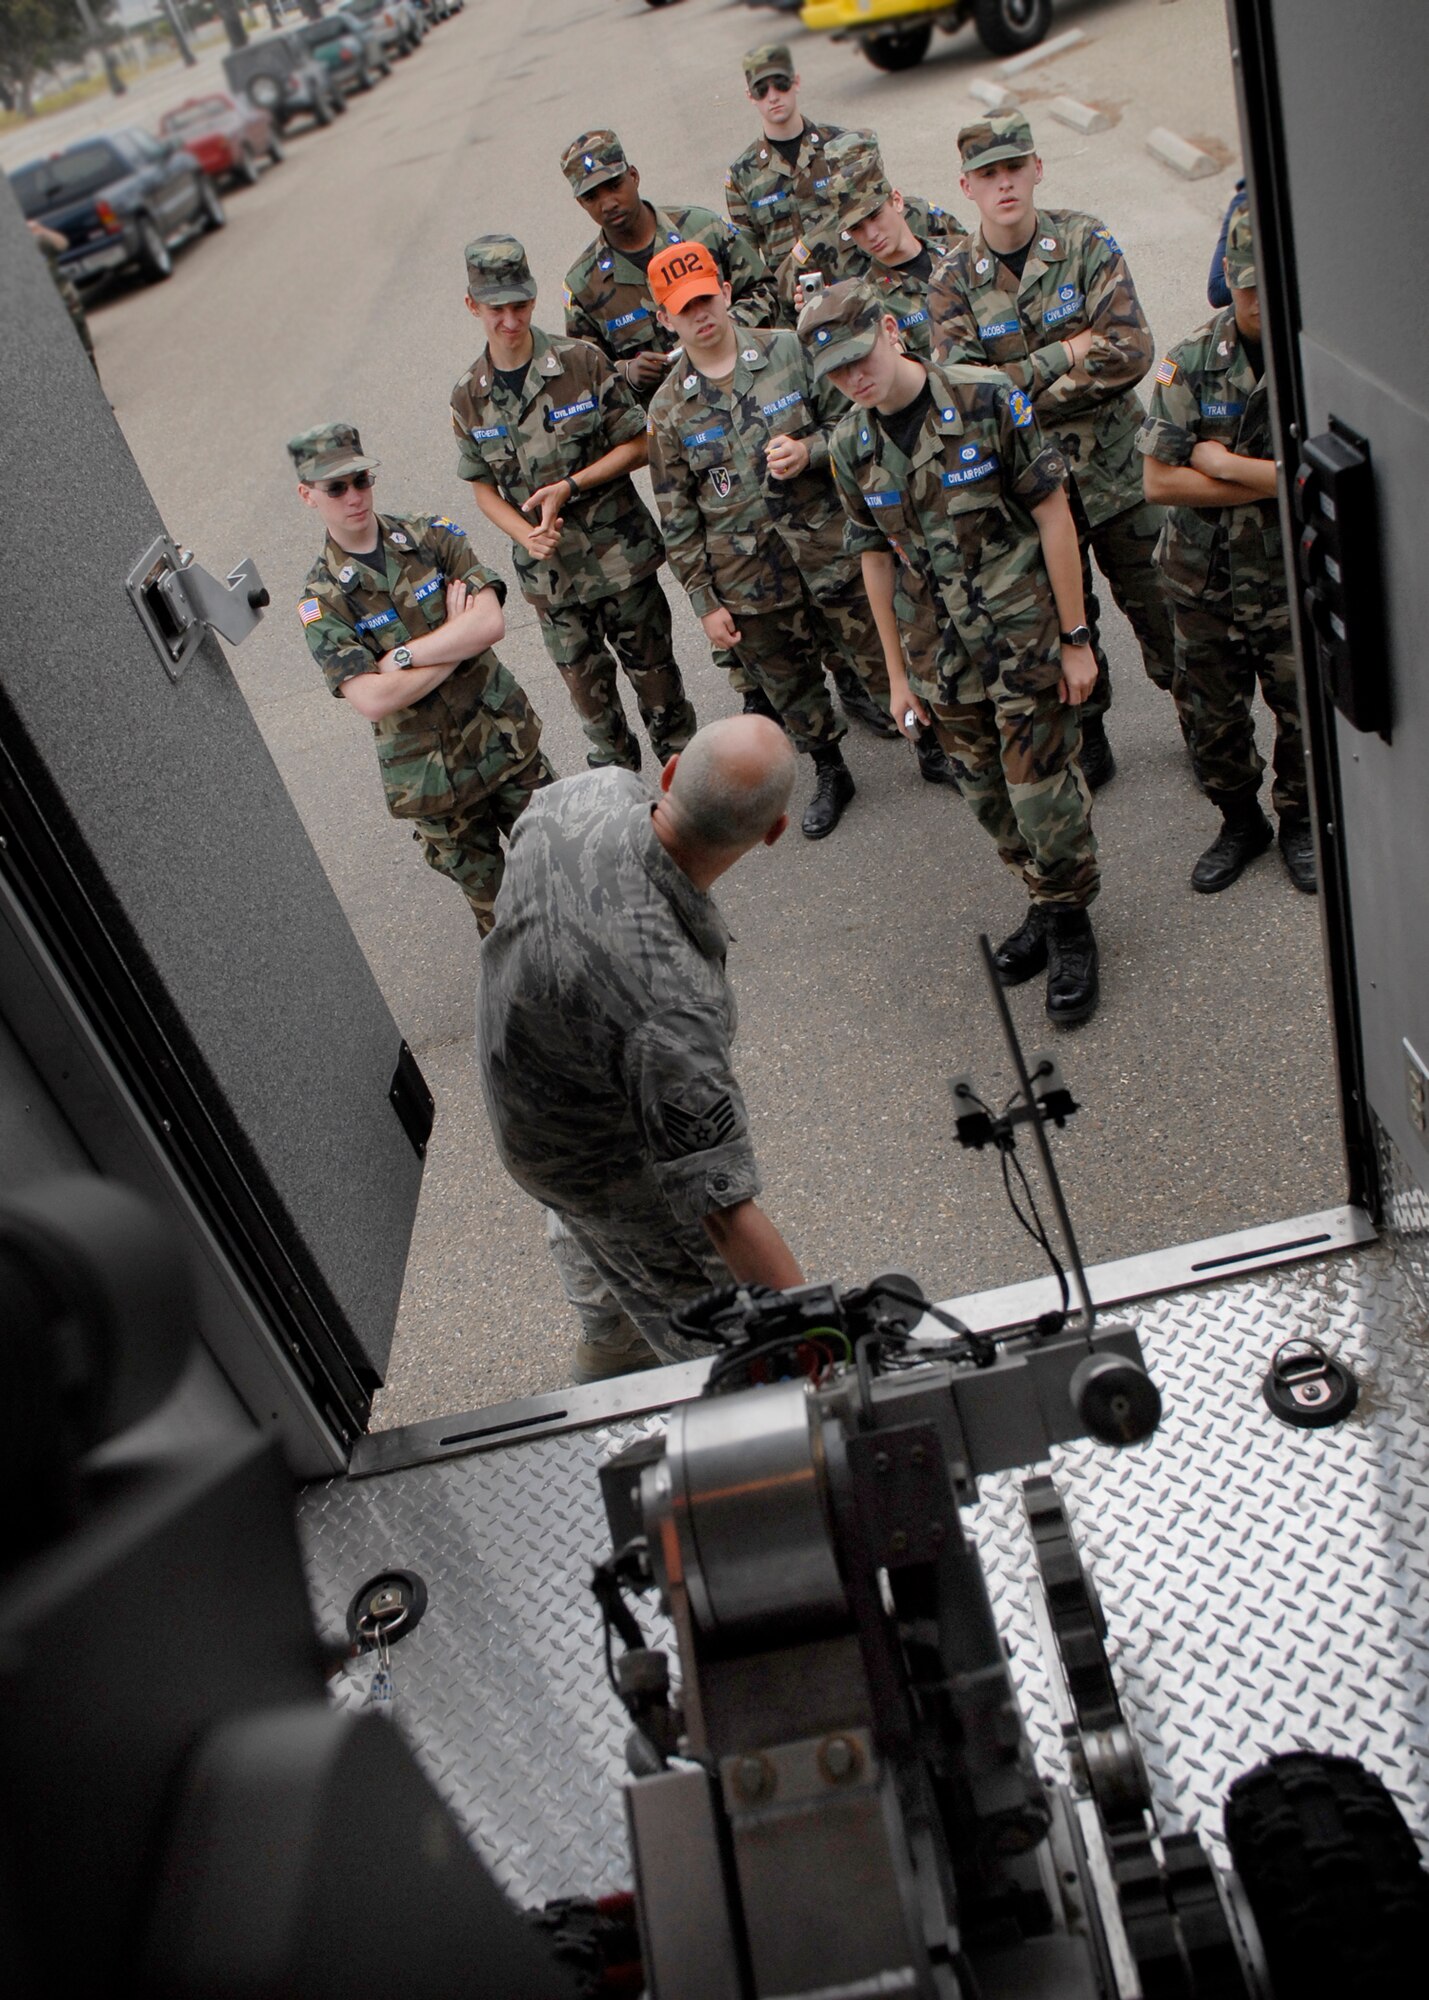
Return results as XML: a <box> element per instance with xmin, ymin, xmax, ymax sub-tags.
<box><xmin>391</xmin><ymin>645</ymin><xmax>413</xmax><ymax>669</ymax></box>
<box><xmin>1060</xmin><ymin>625</ymin><xmax>1092</xmax><ymax>648</ymax></box>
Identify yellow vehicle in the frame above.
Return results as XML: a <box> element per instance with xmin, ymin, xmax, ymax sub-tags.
<box><xmin>800</xmin><ymin>0</ymin><xmax>1051</xmax><ymax>73</ymax></box>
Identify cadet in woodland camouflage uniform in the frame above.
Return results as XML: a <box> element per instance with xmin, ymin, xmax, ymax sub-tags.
<box><xmin>561</xmin><ymin>129</ymin><xmax>777</xmax><ymax>406</ymax></box>
<box><xmin>478</xmin><ymin>718</ymin><xmax>804</xmax><ymax>1382</ymax></box>
<box><xmin>826</xmin><ymin>132</ymin><xmax>966</xmax><ymax>365</ymax></box>
<box><xmin>1140</xmin><ymin>208</ymin><xmax>1313</xmax><ymax>895</ymax></box>
<box><xmin>647</xmin><ymin>241</ymin><xmax>895</xmax><ymax>839</ymax></box>
<box><xmin>806</xmin><ymin>281</ymin><xmax>1103</xmax><ymax>1024</ymax></box>
<box><xmin>930</xmin><ymin>115</ymin><xmax>1185</xmax><ymax>791</ymax></box>
<box><xmin>451</xmin><ymin>234</ymin><xmax>696</xmax><ymax>773</ymax></box>
<box><xmin>291</xmin><ymin>423</ymin><xmax>551</xmax><ymax>933</ymax></box>
<box><xmin>724</xmin><ymin>42</ymin><xmax>845</xmax><ymax>274</ymax></box>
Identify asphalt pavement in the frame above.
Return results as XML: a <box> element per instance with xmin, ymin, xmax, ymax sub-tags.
<box><xmin>26</xmin><ymin>0</ymin><xmax>1343</xmax><ymax>1425</ymax></box>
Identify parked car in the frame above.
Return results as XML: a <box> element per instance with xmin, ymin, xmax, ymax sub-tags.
<box><xmin>413</xmin><ymin>0</ymin><xmax>462</xmax><ymax>22</ymax></box>
<box><xmin>297</xmin><ymin>14</ymin><xmax>385</xmax><ymax>96</ymax></box>
<box><xmin>799</xmin><ymin>0</ymin><xmax>1051</xmax><ymax>72</ymax></box>
<box><xmin>222</xmin><ymin>30</ymin><xmax>344</xmax><ymax>132</ymax></box>
<box><xmin>342</xmin><ymin>0</ymin><xmax>425</xmax><ymax>59</ymax></box>
<box><xmin>10</xmin><ymin>127</ymin><xmax>224</xmax><ymax>286</ymax></box>
<box><xmin>156</xmin><ymin>91</ymin><xmax>283</xmax><ymax>189</ymax></box>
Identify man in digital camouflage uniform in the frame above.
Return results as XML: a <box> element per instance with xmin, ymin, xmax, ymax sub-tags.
<box><xmin>725</xmin><ymin>42</ymin><xmax>846</xmax><ymax>276</ymax></box>
<box><xmin>292</xmin><ymin>422</ymin><xmax>551</xmax><ymax>933</ymax></box>
<box><xmin>451</xmin><ymin>233</ymin><xmax>696</xmax><ymax>774</ymax></box>
<box><xmin>562</xmin><ymin>128</ymin><xmax>777</xmax><ymax>406</ymax></box>
<box><xmin>929</xmin><ymin>114</ymin><xmax>1186</xmax><ymax>792</ymax></box>
<box><xmin>1140</xmin><ymin>207</ymin><xmax>1313</xmax><ymax>895</ymax></box>
<box><xmin>647</xmin><ymin>241</ymin><xmax>903</xmax><ymax>839</ymax></box>
<box><xmin>827</xmin><ymin>133</ymin><xmax>966</xmax><ymax>365</ymax></box>
<box><xmin>478</xmin><ymin>716</ymin><xmax>804</xmax><ymax>1383</ymax></box>
<box><xmin>807</xmin><ymin>281</ymin><xmax>1102</xmax><ymax>1024</ymax></box>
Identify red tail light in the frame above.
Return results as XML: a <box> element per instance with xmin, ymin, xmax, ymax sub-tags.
<box><xmin>95</xmin><ymin>199</ymin><xmax>120</xmax><ymax>233</ymax></box>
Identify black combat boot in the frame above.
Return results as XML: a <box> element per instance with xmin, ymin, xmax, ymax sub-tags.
<box><xmin>1045</xmin><ymin>908</ymin><xmax>1099</xmax><ymax>1025</ymax></box>
<box><xmin>1077</xmin><ymin>712</ymin><xmax>1116</xmax><ymax>791</ymax></box>
<box><xmin>831</xmin><ymin>666</ymin><xmax>900</xmax><ymax>738</ymax></box>
<box><xmin>915</xmin><ymin>724</ymin><xmax>960</xmax><ymax>789</ymax></box>
<box><xmin>742</xmin><ymin>685</ymin><xmax>783</xmax><ymax>726</ymax></box>
<box><xmin>801</xmin><ymin>748</ymin><xmax>856</xmax><ymax>839</ymax></box>
<box><xmin>992</xmin><ymin>905</ymin><xmax>1048</xmax><ymax>986</ymax></box>
<box><xmin>1191</xmin><ymin>799</ymin><xmax>1273</xmax><ymax>892</ymax></box>
<box><xmin>1277</xmin><ymin>816</ymin><xmax>1317</xmax><ymax>894</ymax></box>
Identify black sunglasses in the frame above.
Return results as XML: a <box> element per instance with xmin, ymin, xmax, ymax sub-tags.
<box><xmin>752</xmin><ymin>75</ymin><xmax>793</xmax><ymax>99</ymax></box>
<box><xmin>320</xmin><ymin>470</ymin><xmax>375</xmax><ymax>498</ymax></box>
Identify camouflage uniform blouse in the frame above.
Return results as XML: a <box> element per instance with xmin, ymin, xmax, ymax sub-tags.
<box><xmin>724</xmin><ymin>117</ymin><xmax>847</xmax><ymax>270</ymax></box>
<box><xmin>450</xmin><ymin>327</ymin><xmax>662</xmax><ymax>611</ymax></box>
<box><xmin>774</xmin><ymin>195</ymin><xmax>960</xmax><ymax>332</ymax></box>
<box><xmin>830</xmin><ymin>362</ymin><xmax>1069</xmax><ymax>700</ymax></box>
<box><xmin>646</xmin><ymin>325</ymin><xmax>851</xmax><ymax>617</ymax></box>
<box><xmin>1138</xmin><ymin>308</ymin><xmax>1285</xmax><ymax>621</ymax></box>
<box><xmin>477</xmin><ymin>768</ymin><xmax>761</xmax><ymax>1231</ymax></box>
<box><xmin>298</xmin><ymin>513</ymin><xmax>541</xmax><ymax>818</ymax></box>
<box><xmin>564</xmin><ymin>203</ymin><xmax>777</xmax><ymax>396</ymax></box>
<box><xmin>929</xmin><ymin>209</ymin><xmax>1152</xmax><ymax>529</ymax></box>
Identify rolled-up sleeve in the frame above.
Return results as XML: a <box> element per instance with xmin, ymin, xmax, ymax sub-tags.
<box><xmin>625</xmin><ymin>1008</ymin><xmax>762</xmax><ymax>1226</ymax></box>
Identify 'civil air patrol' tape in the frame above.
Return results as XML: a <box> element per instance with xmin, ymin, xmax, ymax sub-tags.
<box><xmin>942</xmin><ymin>451</ymin><xmax>998</xmax><ymax>487</ymax></box>
<box><xmin>469</xmin><ymin>425</ymin><xmax>508</xmax><ymax>442</ymax></box>
<box><xmin>412</xmin><ymin>572</ymin><xmax>446</xmax><ymax>602</ymax></box>
<box><xmin>683</xmin><ymin>425</ymin><xmax>727</xmax><ymax>448</ymax></box>
<box><xmin>606</xmin><ymin>307</ymin><xmax>650</xmax><ymax>331</ymax></box>
<box><xmin>979</xmin><ymin>318</ymin><xmax>1020</xmax><ymax>340</ymax></box>
<box><xmin>550</xmin><ymin>398</ymin><xmax>597</xmax><ymax>423</ymax></box>
<box><xmin>1043</xmin><ymin>287</ymin><xmax>1084</xmax><ymax>326</ymax></box>
<box><xmin>761</xmin><ymin>393</ymin><xmax>803</xmax><ymax>417</ymax></box>
<box><xmin>356</xmin><ymin>608</ymin><xmax>398</xmax><ymax>634</ymax></box>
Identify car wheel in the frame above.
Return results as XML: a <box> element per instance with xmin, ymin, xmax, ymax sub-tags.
<box><xmin>333</xmin><ymin>85</ymin><xmax>349</xmax><ymax>114</ymax></box>
<box><xmin>200</xmin><ymin>177</ymin><xmax>227</xmax><ymax>231</ymax></box>
<box><xmin>973</xmin><ymin>0</ymin><xmax>1052</xmax><ymax>58</ymax></box>
<box><xmin>314</xmin><ymin>91</ymin><xmax>334</xmax><ymax>127</ymax></box>
<box><xmin>137</xmin><ymin>217</ymin><xmax>174</xmax><ymax>283</ymax></box>
<box><xmin>268</xmin><ymin>130</ymin><xmax>286</xmax><ymax>165</ymax></box>
<box><xmin>238</xmin><ymin>144</ymin><xmax>260</xmax><ymax>186</ymax></box>
<box><xmin>378</xmin><ymin>56</ymin><xmax>392</xmax><ymax>78</ymax></box>
<box><xmin>863</xmin><ymin>25</ymin><xmax>933</xmax><ymax>70</ymax></box>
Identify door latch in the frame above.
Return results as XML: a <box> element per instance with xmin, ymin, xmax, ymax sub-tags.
<box><xmin>1293</xmin><ymin>418</ymin><xmax>1390</xmax><ymax>740</ymax></box>
<box><xmin>126</xmin><ymin>534</ymin><xmax>270</xmax><ymax>680</ymax></box>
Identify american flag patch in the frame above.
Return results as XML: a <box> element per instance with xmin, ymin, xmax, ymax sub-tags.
<box><xmin>298</xmin><ymin>597</ymin><xmax>322</xmax><ymax>626</ymax></box>
<box><xmin>1155</xmin><ymin>358</ymin><xmax>1178</xmax><ymax>385</ymax></box>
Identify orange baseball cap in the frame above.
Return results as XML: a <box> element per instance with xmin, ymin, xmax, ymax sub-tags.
<box><xmin>648</xmin><ymin>240</ymin><xmax>723</xmax><ymax>313</ymax></box>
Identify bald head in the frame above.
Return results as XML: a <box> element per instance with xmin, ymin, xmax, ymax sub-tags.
<box><xmin>662</xmin><ymin>716</ymin><xmax>797</xmax><ymax>856</ymax></box>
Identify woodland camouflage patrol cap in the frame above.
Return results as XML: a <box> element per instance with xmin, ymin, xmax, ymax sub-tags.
<box><xmin>743</xmin><ymin>43</ymin><xmax>793</xmax><ymax>87</ymax></box>
<box><xmin>957</xmin><ymin>112</ymin><xmax>1037</xmax><ymax>170</ymax></box>
<box><xmin>1224</xmin><ymin>205</ymin><xmax>1256</xmax><ymax>289</ymax></box>
<box><xmin>287</xmin><ymin>422</ymin><xmax>380</xmax><ymax>483</ymax></box>
<box><xmin>825</xmin><ymin>131</ymin><xmax>893</xmax><ymax>228</ymax></box>
<box><xmin>561</xmin><ymin>129</ymin><xmax>629</xmax><ymax>197</ymax></box>
<box><xmin>465</xmin><ymin>233</ymin><xmax>537</xmax><ymax>304</ymax></box>
<box><xmin>797</xmin><ymin>279</ymin><xmax>884</xmax><ymax>378</ymax></box>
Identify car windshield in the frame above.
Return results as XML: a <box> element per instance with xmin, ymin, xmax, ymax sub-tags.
<box><xmin>345</xmin><ymin>1</ymin><xmax>382</xmax><ymax>17</ymax></box>
<box><xmin>300</xmin><ymin>22</ymin><xmax>345</xmax><ymax>46</ymax></box>
<box><xmin>10</xmin><ymin>141</ymin><xmax>125</xmax><ymax>216</ymax></box>
<box><xmin>226</xmin><ymin>39</ymin><xmax>300</xmax><ymax>81</ymax></box>
<box><xmin>159</xmin><ymin>99</ymin><xmax>230</xmax><ymax>135</ymax></box>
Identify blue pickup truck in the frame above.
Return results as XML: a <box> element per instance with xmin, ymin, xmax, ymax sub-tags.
<box><xmin>10</xmin><ymin>127</ymin><xmax>225</xmax><ymax>287</ymax></box>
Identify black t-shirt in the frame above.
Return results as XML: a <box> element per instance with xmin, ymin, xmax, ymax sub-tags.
<box><xmin>623</xmin><ymin>239</ymin><xmax>657</xmax><ymax>275</ymax></box>
<box><xmin>998</xmin><ymin>236</ymin><xmax>1035</xmax><ymax>283</ymax></box>
<box><xmin>352</xmin><ymin>533</ymin><xmax>384</xmax><ymax>575</ymax></box>
<box><xmin>770</xmin><ymin>130</ymin><xmax>804</xmax><ymax>169</ymax></box>
<box><xmin>494</xmin><ymin>360</ymin><xmax>531</xmax><ymax>400</ymax></box>
<box><xmin>877</xmin><ymin>380</ymin><xmax>933</xmax><ymax>461</ymax></box>
<box><xmin>895</xmin><ymin>243</ymin><xmax>934</xmax><ymax>286</ymax></box>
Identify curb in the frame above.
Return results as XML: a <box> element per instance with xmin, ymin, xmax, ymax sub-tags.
<box><xmin>1146</xmin><ymin>126</ymin><xmax>1221</xmax><ymax>179</ymax></box>
<box><xmin>1000</xmin><ymin>27</ymin><xmax>1088</xmax><ymax>77</ymax></box>
<box><xmin>1047</xmin><ymin>96</ymin><xmax>1111</xmax><ymax>136</ymax></box>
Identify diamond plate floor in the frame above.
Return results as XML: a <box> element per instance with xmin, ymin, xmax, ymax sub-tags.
<box><xmin>296</xmin><ymin>1236</ymin><xmax>1429</xmax><ymax>1908</ymax></box>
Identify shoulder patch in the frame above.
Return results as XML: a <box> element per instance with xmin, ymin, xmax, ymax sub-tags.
<box><xmin>298</xmin><ymin>597</ymin><xmax>322</xmax><ymax>626</ymax></box>
<box><xmin>1155</xmin><ymin>358</ymin><xmax>1179</xmax><ymax>386</ymax></box>
<box><xmin>431</xmin><ymin>516</ymin><xmax>466</xmax><ymax>534</ymax></box>
<box><xmin>1094</xmin><ymin>227</ymin><xmax>1122</xmax><ymax>254</ymax></box>
<box><xmin>726</xmin><ymin>221</ymin><xmax>740</xmax><ymax>239</ymax></box>
<box><xmin>724</xmin><ymin>170</ymin><xmax>734</xmax><ymax>188</ymax></box>
<box><xmin>1007</xmin><ymin>389</ymin><xmax>1033</xmax><ymax>430</ymax></box>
